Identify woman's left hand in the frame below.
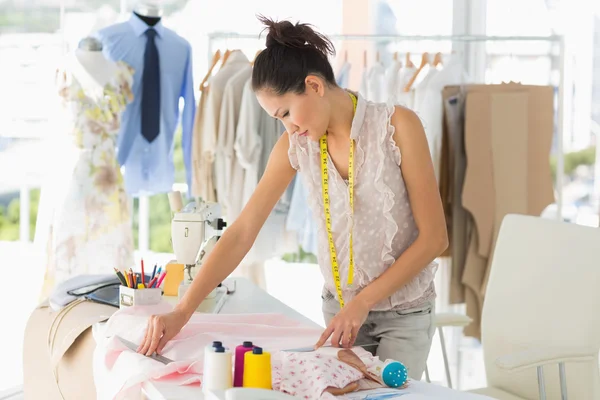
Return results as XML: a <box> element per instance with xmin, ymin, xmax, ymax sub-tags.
<box><xmin>314</xmin><ymin>297</ymin><xmax>370</xmax><ymax>349</ymax></box>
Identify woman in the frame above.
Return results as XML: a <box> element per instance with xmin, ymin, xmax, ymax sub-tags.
<box><xmin>138</xmin><ymin>16</ymin><xmax>447</xmax><ymax>379</ymax></box>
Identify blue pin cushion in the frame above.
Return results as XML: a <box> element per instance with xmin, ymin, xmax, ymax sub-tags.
<box><xmin>382</xmin><ymin>361</ymin><xmax>408</xmax><ymax>388</ymax></box>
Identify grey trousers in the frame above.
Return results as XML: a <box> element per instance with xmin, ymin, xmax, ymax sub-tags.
<box><xmin>322</xmin><ymin>289</ymin><xmax>435</xmax><ymax>380</ymax></box>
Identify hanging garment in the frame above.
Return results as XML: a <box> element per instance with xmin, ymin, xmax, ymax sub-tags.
<box><xmin>96</xmin><ymin>13</ymin><xmax>195</xmax><ymax>196</ymax></box>
<box><xmin>190</xmin><ymin>86</ymin><xmax>211</xmax><ymax>199</ymax></box>
<box><xmin>384</xmin><ymin>59</ymin><xmax>402</xmax><ymax>103</ymax></box>
<box><xmin>453</xmin><ymin>84</ymin><xmax>555</xmax><ymax>338</ymax></box>
<box><xmin>35</xmin><ymin>61</ymin><xmax>135</xmax><ymax>299</ymax></box>
<box><xmin>366</xmin><ymin>62</ymin><xmax>386</xmax><ymax>103</ymax></box>
<box><xmin>359</xmin><ymin>69</ymin><xmax>369</xmax><ymax>100</ymax></box>
<box><xmin>196</xmin><ymin>50</ymin><xmax>250</xmax><ymax>203</ymax></box>
<box><xmin>393</xmin><ymin>66</ymin><xmax>417</xmax><ymax>108</ymax></box>
<box><xmin>288</xmin><ymin>92</ymin><xmax>437</xmax><ymax>311</ymax></box>
<box><xmin>439</xmin><ymin>90</ymin><xmax>469</xmax><ymax>304</ymax></box>
<box><xmin>336</xmin><ymin>61</ymin><xmax>352</xmax><ymax>88</ymax></box>
<box><xmin>214</xmin><ymin>65</ymin><xmax>252</xmax><ymax>222</ymax></box>
<box><xmin>413</xmin><ymin>57</ymin><xmax>466</xmax><ymax>182</ymax></box>
<box><xmin>234</xmin><ymin>77</ymin><xmax>282</xmax><ymax>214</ymax></box>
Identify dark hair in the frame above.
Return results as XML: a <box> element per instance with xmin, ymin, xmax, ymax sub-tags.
<box><xmin>252</xmin><ymin>15</ymin><xmax>337</xmax><ymax>95</ymax></box>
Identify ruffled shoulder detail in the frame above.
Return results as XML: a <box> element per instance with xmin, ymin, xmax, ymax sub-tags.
<box><xmin>371</xmin><ymin>102</ymin><xmax>400</xmax><ymax>273</ymax></box>
<box><xmin>287</xmin><ymin>132</ymin><xmax>301</xmax><ymax>170</ymax></box>
<box><xmin>385</xmin><ymin>102</ymin><xmax>402</xmax><ymax>166</ymax></box>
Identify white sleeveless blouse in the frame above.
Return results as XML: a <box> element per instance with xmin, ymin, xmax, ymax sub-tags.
<box><xmin>288</xmin><ymin>93</ymin><xmax>437</xmax><ymax>311</ymax></box>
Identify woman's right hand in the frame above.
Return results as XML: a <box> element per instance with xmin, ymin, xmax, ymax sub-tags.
<box><xmin>137</xmin><ymin>308</ymin><xmax>189</xmax><ymax>356</ymax></box>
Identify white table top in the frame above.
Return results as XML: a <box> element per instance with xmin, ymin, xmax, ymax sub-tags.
<box><xmin>142</xmin><ymin>278</ymin><xmax>319</xmax><ymax>400</ymax></box>
<box><xmin>141</xmin><ymin>278</ymin><xmax>491</xmax><ymax>400</ymax></box>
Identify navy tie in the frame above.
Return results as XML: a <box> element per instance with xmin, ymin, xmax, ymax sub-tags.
<box><xmin>141</xmin><ymin>28</ymin><xmax>160</xmax><ymax>142</ymax></box>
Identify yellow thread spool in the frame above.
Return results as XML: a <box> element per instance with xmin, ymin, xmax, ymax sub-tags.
<box><xmin>242</xmin><ymin>347</ymin><xmax>271</xmax><ymax>389</ymax></box>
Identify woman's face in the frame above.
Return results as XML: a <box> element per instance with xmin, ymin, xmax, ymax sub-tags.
<box><xmin>255</xmin><ymin>77</ymin><xmax>330</xmax><ymax>142</ymax></box>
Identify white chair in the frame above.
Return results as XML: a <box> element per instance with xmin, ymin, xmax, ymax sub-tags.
<box><xmin>466</xmin><ymin>214</ymin><xmax>600</xmax><ymax>400</ymax></box>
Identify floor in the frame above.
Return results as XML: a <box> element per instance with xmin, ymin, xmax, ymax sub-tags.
<box><xmin>0</xmin><ymin>241</ymin><xmax>487</xmax><ymax>397</ymax></box>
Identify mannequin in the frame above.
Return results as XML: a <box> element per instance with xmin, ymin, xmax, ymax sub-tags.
<box><xmin>133</xmin><ymin>1</ymin><xmax>162</xmax><ymax>26</ymax></box>
<box><xmin>71</xmin><ymin>37</ymin><xmax>120</xmax><ymax>97</ymax></box>
<box><xmin>35</xmin><ymin>36</ymin><xmax>135</xmax><ymax>299</ymax></box>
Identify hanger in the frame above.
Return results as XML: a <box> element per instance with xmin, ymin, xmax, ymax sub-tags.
<box><xmin>404</xmin><ymin>52</ymin><xmax>429</xmax><ymax>92</ymax></box>
<box><xmin>221</xmin><ymin>49</ymin><xmax>232</xmax><ymax>68</ymax></box>
<box><xmin>393</xmin><ymin>52</ymin><xmax>398</xmax><ymax>62</ymax></box>
<box><xmin>376</xmin><ymin>51</ymin><xmax>380</xmax><ymax>64</ymax></box>
<box><xmin>199</xmin><ymin>50</ymin><xmax>221</xmax><ymax>91</ymax></box>
<box><xmin>433</xmin><ymin>52</ymin><xmax>443</xmax><ymax>67</ymax></box>
<box><xmin>405</xmin><ymin>52</ymin><xmax>415</xmax><ymax>68</ymax></box>
<box><xmin>363</xmin><ymin>50</ymin><xmax>367</xmax><ymax>70</ymax></box>
<box><xmin>344</xmin><ymin>50</ymin><xmax>348</xmax><ymax>63</ymax></box>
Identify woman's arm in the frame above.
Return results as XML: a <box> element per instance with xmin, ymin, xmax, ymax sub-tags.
<box><xmin>176</xmin><ymin>132</ymin><xmax>297</xmax><ymax>319</ymax></box>
<box><xmin>140</xmin><ymin>133</ymin><xmax>296</xmax><ymax>356</ymax></box>
<box><xmin>355</xmin><ymin>106</ymin><xmax>448</xmax><ymax>309</ymax></box>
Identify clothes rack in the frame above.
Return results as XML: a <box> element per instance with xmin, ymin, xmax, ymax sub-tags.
<box><xmin>207</xmin><ymin>32</ymin><xmax>568</xmax><ymax>221</ymax></box>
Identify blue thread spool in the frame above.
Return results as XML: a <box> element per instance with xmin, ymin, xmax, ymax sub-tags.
<box><xmin>382</xmin><ymin>361</ymin><xmax>408</xmax><ymax>388</ymax></box>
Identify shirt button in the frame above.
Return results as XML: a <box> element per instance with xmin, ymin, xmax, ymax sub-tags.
<box><xmin>144</xmin><ymin>148</ymin><xmax>149</xmax><ymax>153</ymax></box>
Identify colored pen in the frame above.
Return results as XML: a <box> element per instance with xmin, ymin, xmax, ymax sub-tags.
<box><xmin>147</xmin><ymin>276</ymin><xmax>158</xmax><ymax>289</ymax></box>
<box><xmin>155</xmin><ymin>271</ymin><xmax>167</xmax><ymax>288</ymax></box>
<box><xmin>114</xmin><ymin>268</ymin><xmax>127</xmax><ymax>286</ymax></box>
<box><xmin>141</xmin><ymin>258</ymin><xmax>145</xmax><ymax>286</ymax></box>
<box><xmin>151</xmin><ymin>263</ymin><xmax>157</xmax><ymax>280</ymax></box>
<box><xmin>128</xmin><ymin>268</ymin><xmax>134</xmax><ymax>288</ymax></box>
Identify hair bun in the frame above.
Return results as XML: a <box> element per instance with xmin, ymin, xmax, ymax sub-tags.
<box><xmin>258</xmin><ymin>15</ymin><xmax>335</xmax><ymax>58</ymax></box>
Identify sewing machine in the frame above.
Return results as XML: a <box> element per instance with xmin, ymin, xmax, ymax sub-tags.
<box><xmin>170</xmin><ymin>196</ymin><xmax>229</xmax><ymax>312</ymax></box>
<box><xmin>171</xmin><ymin>200</ymin><xmax>227</xmax><ymax>281</ymax></box>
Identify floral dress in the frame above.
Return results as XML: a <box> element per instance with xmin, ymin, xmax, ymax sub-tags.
<box><xmin>36</xmin><ymin>60</ymin><xmax>135</xmax><ymax>299</ymax></box>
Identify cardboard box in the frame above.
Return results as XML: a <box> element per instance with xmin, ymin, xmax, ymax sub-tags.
<box><xmin>119</xmin><ymin>285</ymin><xmax>162</xmax><ymax>308</ymax></box>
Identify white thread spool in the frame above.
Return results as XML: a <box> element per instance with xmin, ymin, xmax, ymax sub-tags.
<box><xmin>168</xmin><ymin>191</ymin><xmax>184</xmax><ymax>212</ymax></box>
<box><xmin>203</xmin><ymin>346</ymin><xmax>233</xmax><ymax>393</ymax></box>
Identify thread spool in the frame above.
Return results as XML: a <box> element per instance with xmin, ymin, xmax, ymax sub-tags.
<box><xmin>381</xmin><ymin>360</ymin><xmax>408</xmax><ymax>388</ymax></box>
<box><xmin>243</xmin><ymin>347</ymin><xmax>271</xmax><ymax>389</ymax></box>
<box><xmin>203</xmin><ymin>346</ymin><xmax>232</xmax><ymax>392</ymax></box>
<box><xmin>168</xmin><ymin>191</ymin><xmax>184</xmax><ymax>212</ymax></box>
<box><xmin>234</xmin><ymin>341</ymin><xmax>254</xmax><ymax>387</ymax></box>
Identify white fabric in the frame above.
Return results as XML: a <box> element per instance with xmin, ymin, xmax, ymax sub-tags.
<box><xmin>393</xmin><ymin>66</ymin><xmax>417</xmax><ymax>108</ymax></box>
<box><xmin>384</xmin><ymin>60</ymin><xmax>402</xmax><ymax>103</ymax></box>
<box><xmin>233</xmin><ymin>77</ymin><xmax>284</xmax><ymax>216</ymax></box>
<box><xmin>412</xmin><ymin>57</ymin><xmax>466</xmax><ymax>182</ymax></box>
<box><xmin>359</xmin><ymin>69</ymin><xmax>369</xmax><ymax>100</ymax></box>
<box><xmin>197</xmin><ymin>51</ymin><xmax>249</xmax><ymax>203</ymax></box>
<box><xmin>366</xmin><ymin>62</ymin><xmax>386</xmax><ymax>103</ymax></box>
<box><xmin>215</xmin><ymin>65</ymin><xmax>252</xmax><ymax>222</ymax></box>
<box><xmin>233</xmin><ymin>78</ymin><xmax>262</xmax><ymax>215</ymax></box>
<box><xmin>469</xmin><ymin>215</ymin><xmax>600</xmax><ymax>399</ymax></box>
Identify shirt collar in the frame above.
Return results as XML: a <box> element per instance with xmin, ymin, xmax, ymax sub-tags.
<box><xmin>225</xmin><ymin>50</ymin><xmax>249</xmax><ymax>64</ymax></box>
<box><xmin>129</xmin><ymin>12</ymin><xmax>165</xmax><ymax>38</ymax></box>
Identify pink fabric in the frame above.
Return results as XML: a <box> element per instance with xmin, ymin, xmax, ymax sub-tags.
<box><xmin>92</xmin><ymin>302</ymin><xmax>323</xmax><ymax>400</ymax></box>
<box><xmin>287</xmin><ymin>92</ymin><xmax>437</xmax><ymax>311</ymax></box>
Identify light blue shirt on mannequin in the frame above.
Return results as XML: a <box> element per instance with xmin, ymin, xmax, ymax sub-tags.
<box><xmin>96</xmin><ymin>13</ymin><xmax>195</xmax><ymax>196</ymax></box>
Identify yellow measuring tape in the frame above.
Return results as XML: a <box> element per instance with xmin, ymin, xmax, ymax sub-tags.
<box><xmin>320</xmin><ymin>92</ymin><xmax>358</xmax><ymax>308</ymax></box>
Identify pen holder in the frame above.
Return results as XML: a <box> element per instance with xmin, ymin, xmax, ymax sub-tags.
<box><xmin>119</xmin><ymin>285</ymin><xmax>162</xmax><ymax>308</ymax></box>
